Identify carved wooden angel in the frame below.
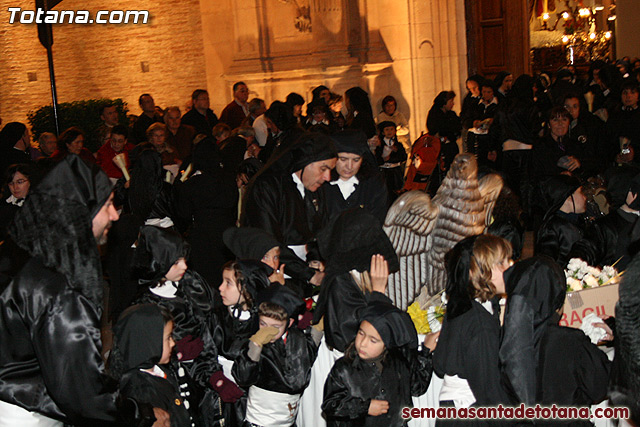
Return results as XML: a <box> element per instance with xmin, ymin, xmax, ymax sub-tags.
<box><xmin>383</xmin><ymin>154</ymin><xmax>503</xmax><ymax>310</ymax></box>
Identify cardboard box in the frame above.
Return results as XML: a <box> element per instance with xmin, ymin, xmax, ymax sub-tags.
<box><xmin>558</xmin><ymin>283</ymin><xmax>619</xmax><ymax>329</ymax></box>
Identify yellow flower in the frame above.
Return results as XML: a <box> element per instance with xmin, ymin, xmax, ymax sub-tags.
<box><xmin>407</xmin><ymin>301</ymin><xmax>431</xmax><ymax>334</ymax></box>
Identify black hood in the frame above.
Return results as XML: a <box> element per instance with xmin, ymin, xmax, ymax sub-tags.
<box><xmin>289</xmin><ymin>133</ymin><xmax>337</xmax><ymax>173</ymax></box>
<box><xmin>444</xmin><ymin>235</ymin><xmax>480</xmax><ymax>320</ymax></box>
<box><xmin>540</xmin><ymin>174</ymin><xmax>581</xmax><ymax>220</ymax></box>
<box><xmin>8</xmin><ymin>154</ymin><xmax>112</xmax><ymax>308</ymax></box>
<box><xmin>223</xmin><ymin>226</ymin><xmax>280</xmax><ymax>261</ymax></box>
<box><xmin>257</xmin><ymin>283</ymin><xmax>305</xmax><ymax>320</ymax></box>
<box><xmin>133</xmin><ymin>226</ymin><xmax>190</xmax><ymax>285</ymax></box>
<box><xmin>360</xmin><ymin>299</ymin><xmax>417</xmax><ymax>349</ymax></box>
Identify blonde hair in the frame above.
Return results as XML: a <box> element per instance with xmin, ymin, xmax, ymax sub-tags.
<box><xmin>469</xmin><ymin>234</ymin><xmax>512</xmax><ymax>301</ymax></box>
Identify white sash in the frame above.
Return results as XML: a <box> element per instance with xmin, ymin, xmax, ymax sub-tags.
<box><xmin>245</xmin><ymin>386</ymin><xmax>301</xmax><ymax>426</ymax></box>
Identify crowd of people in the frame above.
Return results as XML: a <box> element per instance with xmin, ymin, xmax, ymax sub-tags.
<box><xmin>0</xmin><ymin>58</ymin><xmax>639</xmax><ymax>427</ymax></box>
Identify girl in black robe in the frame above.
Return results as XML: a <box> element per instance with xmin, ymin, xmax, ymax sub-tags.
<box><xmin>426</xmin><ymin>91</ymin><xmax>461</xmax><ymax>174</ymax></box>
<box><xmin>110</xmin><ymin>304</ymin><xmax>191</xmax><ymax>427</ymax></box>
<box><xmin>132</xmin><ymin>225</ymin><xmax>233</xmax><ymax>427</ymax></box>
<box><xmin>375</xmin><ymin>121</ymin><xmax>407</xmax><ymax>204</ymax></box>
<box><xmin>500</xmin><ymin>256</ymin><xmax>611</xmax><ymax>426</ymax></box>
<box><xmin>213</xmin><ymin>259</ymin><xmax>273</xmax><ymax>425</ymax></box>
<box><xmin>322</xmin><ymin>299</ymin><xmax>435</xmax><ymax>426</ymax></box>
<box><xmin>433</xmin><ymin>235</ymin><xmax>513</xmax><ymax>426</ymax></box>
<box><xmin>344</xmin><ymin>87</ymin><xmax>377</xmax><ymax>139</ymax></box>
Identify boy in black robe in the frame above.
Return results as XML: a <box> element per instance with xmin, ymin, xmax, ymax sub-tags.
<box><xmin>375</xmin><ymin>121</ymin><xmax>406</xmax><ymax>204</ymax></box>
<box><xmin>233</xmin><ymin>284</ymin><xmax>322</xmax><ymax>426</ymax></box>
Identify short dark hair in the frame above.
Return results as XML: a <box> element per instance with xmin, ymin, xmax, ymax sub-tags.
<box><xmin>5</xmin><ymin>163</ymin><xmax>33</xmax><ymax>186</ymax></box>
<box><xmin>621</xmin><ymin>80</ymin><xmax>639</xmax><ymax>93</ymax></box>
<box><xmin>286</xmin><ymin>92</ymin><xmax>305</xmax><ymax>107</ymax></box>
<box><xmin>111</xmin><ymin>124</ymin><xmax>128</xmax><ymax>139</ymax></box>
<box><xmin>138</xmin><ymin>93</ymin><xmax>153</xmax><ymax>107</ymax></box>
<box><xmin>99</xmin><ymin>103</ymin><xmax>115</xmax><ymax>116</ymax></box>
<box><xmin>233</xmin><ymin>82</ymin><xmax>247</xmax><ymax>92</ymax></box>
<box><xmin>191</xmin><ymin>89</ymin><xmax>208</xmax><ymax>102</ymax></box>
<box><xmin>548</xmin><ymin>105</ymin><xmax>572</xmax><ymax>122</ymax></box>
<box><xmin>58</xmin><ymin>127</ymin><xmax>85</xmax><ymax>152</ymax></box>
<box><xmin>248</xmin><ymin>98</ymin><xmax>265</xmax><ymax>115</ymax></box>
<box><xmin>381</xmin><ymin>95</ymin><xmax>396</xmax><ymax>108</ymax></box>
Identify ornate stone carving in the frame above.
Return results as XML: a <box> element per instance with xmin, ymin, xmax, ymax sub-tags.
<box><xmin>277</xmin><ymin>0</ymin><xmax>312</xmax><ymax>32</ymax></box>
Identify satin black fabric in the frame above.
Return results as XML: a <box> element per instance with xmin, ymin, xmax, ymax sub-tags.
<box><xmin>360</xmin><ymin>300</ymin><xmax>417</xmax><ymax>349</ymax></box>
<box><xmin>133</xmin><ymin>226</ymin><xmax>190</xmax><ymax>285</ymax></box>
<box><xmin>222</xmin><ymin>227</ymin><xmax>280</xmax><ymax>261</ymax></box>
<box><xmin>433</xmin><ymin>300</ymin><xmax>509</xmax><ymax>408</ymax></box>
<box><xmin>232</xmin><ymin>327</ymin><xmax>318</xmax><ymax>394</ymax></box>
<box><xmin>136</xmin><ymin>270</ymin><xmax>223</xmax><ymax>426</ymax></box>
<box><xmin>500</xmin><ymin>256</ymin><xmax>566</xmax><ymax>406</ymax></box>
<box><xmin>534</xmin><ymin>212</ymin><xmax>584</xmax><ymax>267</ymax></box>
<box><xmin>314</xmin><ymin>272</ymin><xmax>392</xmax><ymax>353</ymax></box>
<box><xmin>112</xmin><ymin>304</ymin><xmax>165</xmax><ymax>372</ymax></box>
<box><xmin>322</xmin><ymin>347</ymin><xmax>432</xmax><ymax>427</ymax></box>
<box><xmin>0</xmin><ymin>258</ymin><xmax>121</xmax><ymax>425</ymax></box>
<box><xmin>121</xmin><ymin>366</ymin><xmax>191</xmax><ymax>427</ymax></box>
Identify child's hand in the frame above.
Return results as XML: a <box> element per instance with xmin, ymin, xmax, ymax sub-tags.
<box><xmin>249</xmin><ymin>326</ymin><xmax>280</xmax><ymax>347</ymax></box>
<box><xmin>370</xmin><ymin>254</ymin><xmax>389</xmax><ymax>293</ymax></box>
<box><xmin>424</xmin><ymin>331</ymin><xmax>440</xmax><ymax>353</ymax></box>
<box><xmin>269</xmin><ymin>264</ymin><xmax>285</xmax><ymax>284</ymax></box>
<box><xmin>152</xmin><ymin>407</ymin><xmax>170</xmax><ymax>427</ymax></box>
<box><xmin>209</xmin><ymin>371</ymin><xmax>244</xmax><ymax>403</ymax></box>
<box><xmin>368</xmin><ymin>399</ymin><xmax>389</xmax><ymax>416</ymax></box>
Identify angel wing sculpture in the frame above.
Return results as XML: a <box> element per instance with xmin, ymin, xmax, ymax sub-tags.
<box><xmin>383</xmin><ymin>154</ymin><xmax>503</xmax><ymax>310</ymax></box>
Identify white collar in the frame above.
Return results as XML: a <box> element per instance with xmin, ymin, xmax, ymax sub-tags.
<box><xmin>330</xmin><ymin>176</ymin><xmax>359</xmax><ymax>200</ymax></box>
<box><xmin>141</xmin><ymin>365</ymin><xmax>166</xmax><ymax>378</ymax></box>
<box><xmin>476</xmin><ymin>298</ymin><xmax>494</xmax><ymax>315</ymax></box>
<box><xmin>479</xmin><ymin>97</ymin><xmax>498</xmax><ymax>106</ymax></box>
<box><xmin>383</xmin><ymin>137</ymin><xmax>394</xmax><ymax>146</ymax></box>
<box><xmin>149</xmin><ymin>281</ymin><xmax>179</xmax><ymax>298</ymax></box>
<box><xmin>291</xmin><ymin>172</ymin><xmax>306</xmax><ymax>199</ymax></box>
<box><xmin>229</xmin><ymin>306</ymin><xmax>252</xmax><ymax>320</ymax></box>
<box><xmin>311</xmin><ymin>119</ymin><xmax>329</xmax><ymax>126</ymax></box>
<box><xmin>6</xmin><ymin>194</ymin><xmax>24</xmax><ymax>206</ymax></box>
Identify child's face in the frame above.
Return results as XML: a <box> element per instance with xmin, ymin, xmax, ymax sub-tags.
<box><xmin>382</xmin><ymin>126</ymin><xmax>396</xmax><ymax>139</ymax></box>
<box><xmin>259</xmin><ymin>316</ymin><xmax>292</xmax><ymax>343</ymax></box>
<box><xmin>355</xmin><ymin>320</ymin><xmax>385</xmax><ymax>360</ymax></box>
<box><xmin>159</xmin><ymin>321</ymin><xmax>175</xmax><ymax>365</ymax></box>
<box><xmin>164</xmin><ymin>258</ymin><xmax>187</xmax><ymax>282</ymax></box>
<box><xmin>308</xmin><ymin>260</ymin><xmax>325</xmax><ymax>272</ymax></box>
<box><xmin>219</xmin><ymin>268</ymin><xmax>244</xmax><ymax>307</ymax></box>
<box><xmin>261</xmin><ymin>246</ymin><xmax>281</xmax><ymax>270</ymax></box>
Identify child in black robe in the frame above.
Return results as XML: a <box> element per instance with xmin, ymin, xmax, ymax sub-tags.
<box><xmin>322</xmin><ymin>299</ymin><xmax>435</xmax><ymax>426</ymax></box>
<box><xmin>375</xmin><ymin>121</ymin><xmax>407</xmax><ymax>204</ymax></box>
<box><xmin>133</xmin><ymin>225</ymin><xmax>237</xmax><ymax>427</ymax></box>
<box><xmin>214</xmin><ymin>259</ymin><xmax>273</xmax><ymax>425</ymax></box>
<box><xmin>233</xmin><ymin>284</ymin><xmax>322</xmax><ymax>426</ymax></box>
<box><xmin>110</xmin><ymin>304</ymin><xmax>191</xmax><ymax>427</ymax></box>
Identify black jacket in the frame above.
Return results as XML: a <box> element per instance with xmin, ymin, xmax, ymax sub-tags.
<box><xmin>232</xmin><ymin>327</ymin><xmax>319</xmax><ymax>394</ymax></box>
<box><xmin>322</xmin><ymin>347</ymin><xmax>432</xmax><ymax>427</ymax></box>
<box><xmin>181</xmin><ymin>108</ymin><xmax>219</xmax><ymax>138</ymax></box>
<box><xmin>321</xmin><ymin>174</ymin><xmax>388</xmax><ymax>223</ymax></box>
<box><xmin>242</xmin><ymin>172</ymin><xmax>327</xmax><ymax>282</ymax></box>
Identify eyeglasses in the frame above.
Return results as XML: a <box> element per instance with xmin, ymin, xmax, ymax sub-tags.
<box><xmin>9</xmin><ymin>179</ymin><xmax>28</xmax><ymax>186</ymax></box>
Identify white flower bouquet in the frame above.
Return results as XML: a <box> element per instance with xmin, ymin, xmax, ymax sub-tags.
<box><xmin>565</xmin><ymin>258</ymin><xmax>622</xmax><ymax>292</ymax></box>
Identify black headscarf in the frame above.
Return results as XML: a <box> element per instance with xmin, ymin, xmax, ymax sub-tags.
<box><xmin>192</xmin><ymin>137</ymin><xmax>223</xmax><ymax>177</ymax></box>
<box><xmin>289</xmin><ymin>133</ymin><xmax>337</xmax><ymax>173</ymax></box>
<box><xmin>8</xmin><ymin>154</ymin><xmax>112</xmax><ymax>308</ymax></box>
<box><xmin>330</xmin><ymin>130</ymin><xmax>377</xmax><ymax>180</ymax></box>
<box><xmin>127</xmin><ymin>146</ymin><xmax>164</xmax><ymax>221</ymax></box>
<box><xmin>444</xmin><ymin>236</ymin><xmax>480</xmax><ymax>320</ymax></box>
<box><xmin>222</xmin><ymin>226</ymin><xmax>280</xmax><ymax>261</ymax></box>
<box><xmin>133</xmin><ymin>226</ymin><xmax>190</xmax><ymax>285</ymax></box>
<box><xmin>111</xmin><ymin>304</ymin><xmax>169</xmax><ymax>377</ymax></box>
<box><xmin>265</xmin><ymin>101</ymin><xmax>296</xmax><ymax>132</ymax></box>
<box><xmin>317</xmin><ymin>208</ymin><xmax>399</xmax><ymax>275</ymax></box>
<box><xmin>499</xmin><ymin>256</ymin><xmax>566</xmax><ymax>405</ymax></box>
<box><xmin>360</xmin><ymin>299</ymin><xmax>417</xmax><ymax>349</ymax></box>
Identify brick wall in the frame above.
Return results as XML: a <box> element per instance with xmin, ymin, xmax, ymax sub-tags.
<box><xmin>0</xmin><ymin>0</ymin><xmax>208</xmax><ymax>130</ymax></box>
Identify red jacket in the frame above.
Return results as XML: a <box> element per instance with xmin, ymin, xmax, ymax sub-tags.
<box><xmin>96</xmin><ymin>143</ymin><xmax>134</xmax><ymax>178</ymax></box>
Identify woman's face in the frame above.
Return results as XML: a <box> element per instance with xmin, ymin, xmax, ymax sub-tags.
<box><xmin>164</xmin><ymin>258</ymin><xmax>187</xmax><ymax>282</ymax></box>
<box><xmin>150</xmin><ymin>130</ymin><xmax>166</xmax><ymax>152</ymax></box>
<box><xmin>491</xmin><ymin>258</ymin><xmax>512</xmax><ymax>295</ymax></box>
<box><xmin>320</xmin><ymin>89</ymin><xmax>331</xmax><ymax>102</ymax></box>
<box><xmin>383</xmin><ymin>101</ymin><xmax>396</xmax><ymax>116</ymax></box>
<box><xmin>67</xmin><ymin>135</ymin><xmax>84</xmax><ymax>155</ymax></box>
<box><xmin>261</xmin><ymin>246</ymin><xmax>281</xmax><ymax>271</ymax></box>
<box><xmin>219</xmin><ymin>268</ymin><xmax>244</xmax><ymax>307</ymax></box>
<box><xmin>336</xmin><ymin>152</ymin><xmax>363</xmax><ymax>180</ymax></box>
<box><xmin>8</xmin><ymin>171</ymin><xmax>30</xmax><ymax>199</ymax></box>
<box><xmin>443</xmin><ymin>98</ymin><xmax>455</xmax><ymax>112</ymax></box>
<box><xmin>549</xmin><ymin>115</ymin><xmax>570</xmax><ymax>139</ymax></box>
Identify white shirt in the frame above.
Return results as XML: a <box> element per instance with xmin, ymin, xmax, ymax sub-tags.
<box><xmin>330</xmin><ymin>176</ymin><xmax>359</xmax><ymax>200</ymax></box>
<box><xmin>291</xmin><ymin>173</ymin><xmax>306</xmax><ymax>199</ymax></box>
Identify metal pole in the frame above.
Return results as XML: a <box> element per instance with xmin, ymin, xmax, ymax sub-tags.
<box><xmin>45</xmin><ymin>45</ymin><xmax>60</xmax><ymax>135</ymax></box>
